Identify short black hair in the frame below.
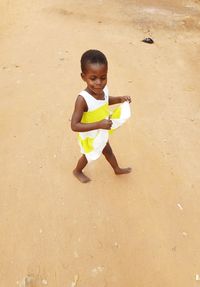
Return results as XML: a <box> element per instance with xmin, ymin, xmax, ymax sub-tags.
<box><xmin>81</xmin><ymin>49</ymin><xmax>108</xmax><ymax>72</ymax></box>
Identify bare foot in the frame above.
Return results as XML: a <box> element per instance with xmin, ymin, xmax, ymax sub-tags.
<box><xmin>114</xmin><ymin>167</ymin><xmax>132</xmax><ymax>175</ymax></box>
<box><xmin>73</xmin><ymin>169</ymin><xmax>91</xmax><ymax>183</ymax></box>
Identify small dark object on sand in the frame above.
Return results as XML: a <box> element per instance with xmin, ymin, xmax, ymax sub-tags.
<box><xmin>142</xmin><ymin>37</ymin><xmax>154</xmax><ymax>44</ymax></box>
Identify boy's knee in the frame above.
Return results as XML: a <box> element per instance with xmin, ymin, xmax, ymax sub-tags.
<box><xmin>102</xmin><ymin>144</ymin><xmax>113</xmax><ymax>157</ymax></box>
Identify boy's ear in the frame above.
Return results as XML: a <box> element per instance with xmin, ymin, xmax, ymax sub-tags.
<box><xmin>81</xmin><ymin>72</ymin><xmax>85</xmax><ymax>81</ymax></box>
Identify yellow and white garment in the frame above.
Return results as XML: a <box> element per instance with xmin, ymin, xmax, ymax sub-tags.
<box><xmin>78</xmin><ymin>86</ymin><xmax>131</xmax><ymax>162</ymax></box>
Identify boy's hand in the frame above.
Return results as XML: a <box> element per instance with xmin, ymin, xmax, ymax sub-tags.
<box><xmin>99</xmin><ymin>118</ymin><xmax>113</xmax><ymax>130</ymax></box>
<box><xmin>120</xmin><ymin>96</ymin><xmax>131</xmax><ymax>103</ymax></box>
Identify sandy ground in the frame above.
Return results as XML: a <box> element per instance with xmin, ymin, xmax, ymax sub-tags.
<box><xmin>0</xmin><ymin>0</ymin><xmax>200</xmax><ymax>286</ymax></box>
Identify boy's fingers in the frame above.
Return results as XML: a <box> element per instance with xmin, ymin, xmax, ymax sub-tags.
<box><xmin>122</xmin><ymin>96</ymin><xmax>131</xmax><ymax>102</ymax></box>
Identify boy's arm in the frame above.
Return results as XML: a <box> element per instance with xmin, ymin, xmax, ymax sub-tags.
<box><xmin>109</xmin><ymin>95</ymin><xmax>131</xmax><ymax>105</ymax></box>
<box><xmin>71</xmin><ymin>95</ymin><xmax>112</xmax><ymax>132</ymax></box>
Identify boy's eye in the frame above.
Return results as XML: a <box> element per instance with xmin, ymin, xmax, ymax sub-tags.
<box><xmin>89</xmin><ymin>76</ymin><xmax>106</xmax><ymax>81</ymax></box>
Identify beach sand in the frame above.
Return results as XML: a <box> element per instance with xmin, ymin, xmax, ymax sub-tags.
<box><xmin>0</xmin><ymin>0</ymin><xmax>200</xmax><ymax>286</ymax></box>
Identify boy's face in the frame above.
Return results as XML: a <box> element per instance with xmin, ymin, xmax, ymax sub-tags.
<box><xmin>81</xmin><ymin>63</ymin><xmax>107</xmax><ymax>96</ymax></box>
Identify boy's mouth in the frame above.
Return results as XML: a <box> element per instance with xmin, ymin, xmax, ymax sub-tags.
<box><xmin>93</xmin><ymin>86</ymin><xmax>104</xmax><ymax>90</ymax></box>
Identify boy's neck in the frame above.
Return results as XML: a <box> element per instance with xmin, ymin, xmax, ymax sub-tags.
<box><xmin>86</xmin><ymin>87</ymin><xmax>105</xmax><ymax>100</ymax></box>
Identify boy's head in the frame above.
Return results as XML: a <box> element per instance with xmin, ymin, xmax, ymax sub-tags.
<box><xmin>81</xmin><ymin>49</ymin><xmax>108</xmax><ymax>73</ymax></box>
<box><xmin>80</xmin><ymin>50</ymin><xmax>108</xmax><ymax>96</ymax></box>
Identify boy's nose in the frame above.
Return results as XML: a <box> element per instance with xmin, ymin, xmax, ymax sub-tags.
<box><xmin>95</xmin><ymin>79</ymin><xmax>101</xmax><ymax>85</ymax></box>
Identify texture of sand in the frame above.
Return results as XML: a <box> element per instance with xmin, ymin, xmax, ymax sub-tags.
<box><xmin>0</xmin><ymin>0</ymin><xmax>200</xmax><ymax>286</ymax></box>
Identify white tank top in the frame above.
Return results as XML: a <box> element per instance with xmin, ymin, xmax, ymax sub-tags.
<box><xmin>79</xmin><ymin>86</ymin><xmax>109</xmax><ymax>111</ymax></box>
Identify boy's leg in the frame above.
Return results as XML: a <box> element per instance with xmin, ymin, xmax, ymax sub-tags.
<box><xmin>73</xmin><ymin>155</ymin><xmax>91</xmax><ymax>183</ymax></box>
<box><xmin>102</xmin><ymin>142</ymin><xmax>131</xmax><ymax>174</ymax></box>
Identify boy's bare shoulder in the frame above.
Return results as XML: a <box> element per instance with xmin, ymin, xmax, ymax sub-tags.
<box><xmin>74</xmin><ymin>94</ymin><xmax>88</xmax><ymax>112</ymax></box>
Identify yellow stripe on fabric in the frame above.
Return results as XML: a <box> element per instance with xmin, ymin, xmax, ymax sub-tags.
<box><xmin>78</xmin><ymin>135</ymin><xmax>95</xmax><ymax>153</ymax></box>
<box><xmin>109</xmin><ymin>129</ymin><xmax>114</xmax><ymax>135</ymax></box>
<box><xmin>110</xmin><ymin>106</ymin><xmax>121</xmax><ymax>119</ymax></box>
<box><xmin>81</xmin><ymin>103</ymin><xmax>109</xmax><ymax>123</ymax></box>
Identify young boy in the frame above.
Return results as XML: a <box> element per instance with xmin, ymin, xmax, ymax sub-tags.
<box><xmin>71</xmin><ymin>49</ymin><xmax>131</xmax><ymax>183</ymax></box>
